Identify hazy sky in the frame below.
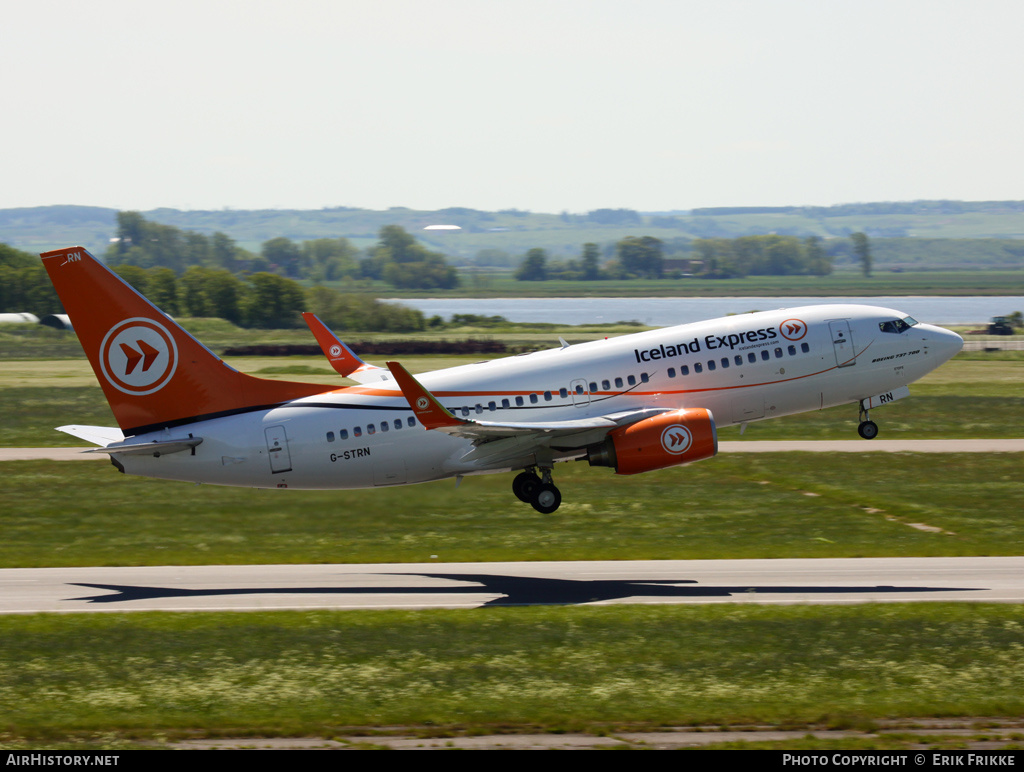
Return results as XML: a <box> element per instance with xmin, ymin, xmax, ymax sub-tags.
<box><xmin>4</xmin><ymin>0</ymin><xmax>1023</xmax><ymax>213</ymax></box>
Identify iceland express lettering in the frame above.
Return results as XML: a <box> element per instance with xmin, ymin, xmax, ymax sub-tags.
<box><xmin>634</xmin><ymin>326</ymin><xmax>777</xmax><ymax>363</ymax></box>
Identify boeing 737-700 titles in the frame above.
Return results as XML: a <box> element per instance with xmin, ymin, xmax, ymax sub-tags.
<box><xmin>41</xmin><ymin>246</ymin><xmax>963</xmax><ymax>513</ymax></box>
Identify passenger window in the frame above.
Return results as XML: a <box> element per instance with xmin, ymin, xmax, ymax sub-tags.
<box><xmin>720</xmin><ymin>358</ymin><xmax>729</xmax><ymax>368</ymax></box>
<box><xmin>681</xmin><ymin>365</ymin><xmax>689</xmax><ymax>375</ymax></box>
<box><xmin>801</xmin><ymin>342</ymin><xmax>810</xmax><ymax>353</ymax></box>
<box><xmin>627</xmin><ymin>375</ymin><xmax>636</xmax><ymax>386</ymax></box>
<box><xmin>394</xmin><ymin>419</ymin><xmax>402</xmax><ymax>430</ymax></box>
<box><xmin>515</xmin><ymin>396</ymin><xmax>524</xmax><ymax>406</ymax></box>
<box><xmin>640</xmin><ymin>373</ymin><xmax>649</xmax><ymax>383</ymax></box>
<box><xmin>694</xmin><ymin>362</ymin><xmax>703</xmax><ymax>373</ymax></box>
<box><xmin>788</xmin><ymin>345</ymin><xmax>796</xmax><ymax>356</ymax></box>
<box><xmin>340</xmin><ymin>429</ymin><xmax>349</xmax><ymax>440</ymax></box>
<box><xmin>602</xmin><ymin>379</ymin><xmax>611</xmax><ymax>390</ymax></box>
<box><xmin>775</xmin><ymin>347</ymin><xmax>783</xmax><ymax>358</ymax></box>
<box><xmin>326</xmin><ymin>431</ymin><xmax>335</xmax><ymax>442</ymax></box>
<box><xmin>668</xmin><ymin>367</ymin><xmax>676</xmax><ymax>378</ymax></box>
<box><xmin>615</xmin><ymin>377</ymin><xmax>623</xmax><ymax>388</ymax></box>
<box><xmin>544</xmin><ymin>391</ymin><xmax>552</xmax><ymax>401</ymax></box>
<box><xmin>734</xmin><ymin>355</ymin><xmax>742</xmax><ymax>366</ymax></box>
<box><xmin>367</xmin><ymin>424</ymin><xmax>375</xmax><ymax>435</ymax></box>
<box><xmin>530</xmin><ymin>393</ymin><xmax>538</xmax><ymax>404</ymax></box>
<box><xmin>761</xmin><ymin>350</ymin><xmax>770</xmax><ymax>361</ymax></box>
<box><xmin>588</xmin><ymin>382</ymin><xmax>597</xmax><ymax>392</ymax></box>
<box><xmin>407</xmin><ymin>417</ymin><xmax>415</xmax><ymax>427</ymax></box>
<box><xmin>559</xmin><ymin>388</ymin><xmax>568</xmax><ymax>398</ymax></box>
<box><xmin>577</xmin><ymin>384</ymin><xmax>586</xmax><ymax>394</ymax></box>
<box><xmin>707</xmin><ymin>360</ymin><xmax>716</xmax><ymax>371</ymax></box>
<box><xmin>502</xmin><ymin>398</ymin><xmax>510</xmax><ymax>409</ymax></box>
<box><xmin>488</xmin><ymin>401</ymin><xmax>496</xmax><ymax>411</ymax></box>
<box><xmin>381</xmin><ymin>422</ymin><xmax>389</xmax><ymax>432</ymax></box>
<box><xmin>354</xmin><ymin>426</ymin><xmax>362</xmax><ymax>437</ymax></box>
<box><xmin>748</xmin><ymin>353</ymin><xmax>756</xmax><ymax>363</ymax></box>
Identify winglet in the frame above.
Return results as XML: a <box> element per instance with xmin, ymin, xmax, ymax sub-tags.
<box><xmin>301</xmin><ymin>312</ymin><xmax>386</xmax><ymax>382</ymax></box>
<box><xmin>385</xmin><ymin>361</ymin><xmax>464</xmax><ymax>430</ymax></box>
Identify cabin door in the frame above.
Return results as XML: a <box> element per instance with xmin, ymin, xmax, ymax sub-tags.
<box><xmin>265</xmin><ymin>425</ymin><xmax>293</xmax><ymax>474</ymax></box>
<box><xmin>829</xmin><ymin>320</ymin><xmax>856</xmax><ymax>368</ymax></box>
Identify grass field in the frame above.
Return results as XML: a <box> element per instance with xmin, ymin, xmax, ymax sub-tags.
<box><xmin>2</xmin><ymin>604</ymin><xmax>1024</xmax><ymax>746</ymax></box>
<box><xmin>2</xmin><ymin>452</ymin><xmax>1022</xmax><ymax>567</ymax></box>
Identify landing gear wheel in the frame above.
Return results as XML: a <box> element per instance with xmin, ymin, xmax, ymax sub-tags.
<box><xmin>530</xmin><ymin>483</ymin><xmax>562</xmax><ymax>514</ymax></box>
<box><xmin>512</xmin><ymin>471</ymin><xmax>541</xmax><ymax>503</ymax></box>
<box><xmin>858</xmin><ymin>420</ymin><xmax>879</xmax><ymax>440</ymax></box>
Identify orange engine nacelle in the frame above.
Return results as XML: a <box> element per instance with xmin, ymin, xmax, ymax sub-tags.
<box><xmin>587</xmin><ymin>408</ymin><xmax>718</xmax><ymax>475</ymax></box>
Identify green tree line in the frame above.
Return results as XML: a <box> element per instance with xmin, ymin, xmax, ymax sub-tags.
<box><xmin>105</xmin><ymin>212</ymin><xmax>458</xmax><ymax>290</ymax></box>
<box><xmin>1</xmin><ymin>242</ymin><xmax>426</xmax><ymax>332</ymax></box>
<box><xmin>0</xmin><ymin>243</ymin><xmax>62</xmax><ymax>314</ymax></box>
<box><xmin>515</xmin><ymin>234</ymin><xmax>839</xmax><ymax>281</ymax></box>
<box><xmin>692</xmin><ymin>234</ymin><xmax>833</xmax><ymax>278</ymax></box>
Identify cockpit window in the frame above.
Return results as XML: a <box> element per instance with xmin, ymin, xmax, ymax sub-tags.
<box><xmin>879</xmin><ymin>317</ymin><xmax>918</xmax><ymax>334</ymax></box>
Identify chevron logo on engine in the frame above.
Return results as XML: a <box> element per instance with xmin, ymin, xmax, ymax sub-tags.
<box><xmin>660</xmin><ymin>424</ymin><xmax>693</xmax><ymax>455</ymax></box>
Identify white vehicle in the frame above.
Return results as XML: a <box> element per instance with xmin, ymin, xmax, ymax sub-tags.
<box><xmin>42</xmin><ymin>246</ymin><xmax>963</xmax><ymax>513</ymax></box>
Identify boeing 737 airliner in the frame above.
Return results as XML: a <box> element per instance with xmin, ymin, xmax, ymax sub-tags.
<box><xmin>41</xmin><ymin>246</ymin><xmax>963</xmax><ymax>513</ymax></box>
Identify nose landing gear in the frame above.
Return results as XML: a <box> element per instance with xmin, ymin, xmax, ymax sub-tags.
<box><xmin>512</xmin><ymin>467</ymin><xmax>562</xmax><ymax>513</ymax></box>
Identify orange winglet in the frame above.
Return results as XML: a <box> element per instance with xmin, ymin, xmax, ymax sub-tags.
<box><xmin>302</xmin><ymin>312</ymin><xmax>370</xmax><ymax>378</ymax></box>
<box><xmin>385</xmin><ymin>361</ymin><xmax>463</xmax><ymax>430</ymax></box>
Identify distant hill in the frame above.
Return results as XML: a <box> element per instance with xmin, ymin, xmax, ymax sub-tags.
<box><xmin>4</xmin><ymin>201</ymin><xmax>1024</xmax><ymax>265</ymax></box>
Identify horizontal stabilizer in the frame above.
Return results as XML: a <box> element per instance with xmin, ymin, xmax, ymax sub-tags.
<box><xmin>56</xmin><ymin>425</ymin><xmax>126</xmax><ymax>447</ymax></box>
<box><xmin>85</xmin><ymin>437</ymin><xmax>204</xmax><ymax>457</ymax></box>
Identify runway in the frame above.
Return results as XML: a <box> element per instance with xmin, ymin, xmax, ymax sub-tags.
<box><xmin>3</xmin><ymin>439</ymin><xmax>1024</xmax><ymax>462</ymax></box>
<box><xmin>2</xmin><ymin>557</ymin><xmax>1022</xmax><ymax>614</ymax></box>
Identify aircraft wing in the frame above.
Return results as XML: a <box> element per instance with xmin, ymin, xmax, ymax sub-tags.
<box><xmin>385</xmin><ymin>361</ymin><xmax>668</xmax><ymax>442</ymax></box>
<box><xmin>302</xmin><ymin>313</ymin><xmax>390</xmax><ymax>384</ymax></box>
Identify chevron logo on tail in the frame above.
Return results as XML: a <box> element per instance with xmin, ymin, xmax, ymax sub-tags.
<box><xmin>99</xmin><ymin>318</ymin><xmax>178</xmax><ymax>395</ymax></box>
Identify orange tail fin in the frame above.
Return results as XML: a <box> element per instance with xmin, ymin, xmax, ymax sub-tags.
<box><xmin>41</xmin><ymin>247</ymin><xmax>335</xmax><ymax>436</ymax></box>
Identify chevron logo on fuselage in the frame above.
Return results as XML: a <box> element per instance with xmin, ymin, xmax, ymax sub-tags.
<box><xmin>779</xmin><ymin>318</ymin><xmax>808</xmax><ymax>341</ymax></box>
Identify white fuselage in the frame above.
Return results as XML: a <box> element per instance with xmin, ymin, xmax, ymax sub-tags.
<box><xmin>115</xmin><ymin>304</ymin><xmax>963</xmax><ymax>490</ymax></box>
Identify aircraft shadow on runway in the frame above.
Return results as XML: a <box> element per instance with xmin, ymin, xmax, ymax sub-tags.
<box><xmin>66</xmin><ymin>574</ymin><xmax>982</xmax><ymax>607</ymax></box>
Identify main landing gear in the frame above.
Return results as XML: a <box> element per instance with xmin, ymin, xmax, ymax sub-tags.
<box><xmin>512</xmin><ymin>467</ymin><xmax>562</xmax><ymax>514</ymax></box>
<box><xmin>858</xmin><ymin>403</ymin><xmax>879</xmax><ymax>440</ymax></box>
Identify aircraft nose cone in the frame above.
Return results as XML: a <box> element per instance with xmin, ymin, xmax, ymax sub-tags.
<box><xmin>929</xmin><ymin>326</ymin><xmax>963</xmax><ymax>362</ymax></box>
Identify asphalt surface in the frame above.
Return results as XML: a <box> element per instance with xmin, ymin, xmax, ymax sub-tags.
<box><xmin>2</xmin><ymin>556</ymin><xmax>1022</xmax><ymax>614</ymax></box>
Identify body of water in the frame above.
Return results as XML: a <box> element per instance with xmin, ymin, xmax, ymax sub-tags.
<box><xmin>388</xmin><ymin>296</ymin><xmax>1024</xmax><ymax>327</ymax></box>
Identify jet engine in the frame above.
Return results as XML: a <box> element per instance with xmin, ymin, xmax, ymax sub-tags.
<box><xmin>587</xmin><ymin>408</ymin><xmax>717</xmax><ymax>475</ymax></box>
